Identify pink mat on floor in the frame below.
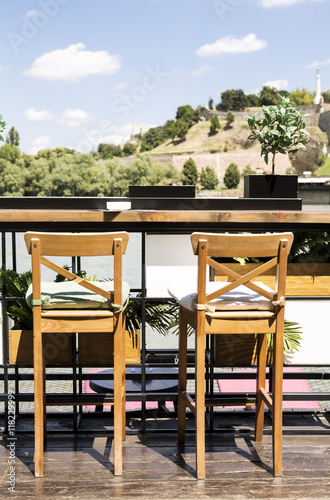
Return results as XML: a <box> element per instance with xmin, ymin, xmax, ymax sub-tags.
<box><xmin>84</xmin><ymin>369</ymin><xmax>174</xmax><ymax>411</ymax></box>
<box><xmin>217</xmin><ymin>367</ymin><xmax>319</xmax><ymax>409</ymax></box>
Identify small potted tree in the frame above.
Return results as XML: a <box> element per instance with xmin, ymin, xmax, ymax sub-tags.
<box><xmin>245</xmin><ymin>96</ymin><xmax>309</xmax><ymax>199</ymax></box>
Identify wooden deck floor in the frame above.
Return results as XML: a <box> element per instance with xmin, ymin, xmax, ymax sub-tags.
<box><xmin>1</xmin><ymin>412</ymin><xmax>330</xmax><ymax>499</ymax></box>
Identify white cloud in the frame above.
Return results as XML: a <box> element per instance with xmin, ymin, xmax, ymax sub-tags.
<box><xmin>24</xmin><ymin>43</ymin><xmax>121</xmax><ymax>81</ymax></box>
<box><xmin>196</xmin><ymin>34</ymin><xmax>267</xmax><ymax>57</ymax></box>
<box><xmin>29</xmin><ymin>136</ymin><xmax>51</xmax><ymax>155</ymax></box>
<box><xmin>263</xmin><ymin>79</ymin><xmax>289</xmax><ymax>89</ymax></box>
<box><xmin>26</xmin><ymin>9</ymin><xmax>38</xmax><ymax>17</ymax></box>
<box><xmin>185</xmin><ymin>65</ymin><xmax>213</xmax><ymax>77</ymax></box>
<box><xmin>58</xmin><ymin>108</ymin><xmax>92</xmax><ymax>127</ymax></box>
<box><xmin>23</xmin><ymin>108</ymin><xmax>53</xmax><ymax>121</ymax></box>
<box><xmin>260</xmin><ymin>0</ymin><xmax>323</xmax><ymax>6</ymax></box>
<box><xmin>0</xmin><ymin>66</ymin><xmax>3</xmax><ymax>73</ymax></box>
<box><xmin>114</xmin><ymin>82</ymin><xmax>128</xmax><ymax>90</ymax></box>
<box><xmin>305</xmin><ymin>58</ymin><xmax>330</xmax><ymax>69</ymax></box>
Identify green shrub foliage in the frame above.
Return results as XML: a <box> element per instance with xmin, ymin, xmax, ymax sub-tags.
<box><xmin>223</xmin><ymin>162</ymin><xmax>240</xmax><ymax>189</ymax></box>
<box><xmin>182</xmin><ymin>157</ymin><xmax>198</xmax><ymax>185</ymax></box>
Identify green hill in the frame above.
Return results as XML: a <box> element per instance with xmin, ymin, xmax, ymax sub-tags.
<box><xmin>150</xmin><ymin>118</ymin><xmax>258</xmax><ymax>156</ymax></box>
<box><xmin>146</xmin><ymin>113</ymin><xmax>328</xmax><ymax>177</ymax></box>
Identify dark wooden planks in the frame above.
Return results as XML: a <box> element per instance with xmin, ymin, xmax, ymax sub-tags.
<box><xmin>1</xmin><ymin>424</ymin><xmax>330</xmax><ymax>499</ymax></box>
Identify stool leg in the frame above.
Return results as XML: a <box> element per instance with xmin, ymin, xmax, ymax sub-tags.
<box><xmin>255</xmin><ymin>333</ymin><xmax>267</xmax><ymax>442</ymax></box>
<box><xmin>34</xmin><ymin>330</ymin><xmax>44</xmax><ymax>478</ymax></box>
<box><xmin>113</xmin><ymin>315</ymin><xmax>123</xmax><ymax>476</ymax></box>
<box><xmin>122</xmin><ymin>315</ymin><xmax>126</xmax><ymax>441</ymax></box>
<box><xmin>43</xmin><ymin>358</ymin><xmax>47</xmax><ymax>445</ymax></box>
<box><xmin>195</xmin><ymin>315</ymin><xmax>205</xmax><ymax>480</ymax></box>
<box><xmin>178</xmin><ymin>307</ymin><xmax>188</xmax><ymax>445</ymax></box>
<box><xmin>272</xmin><ymin>320</ymin><xmax>284</xmax><ymax>477</ymax></box>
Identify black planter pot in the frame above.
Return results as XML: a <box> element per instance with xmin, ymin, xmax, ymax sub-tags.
<box><xmin>244</xmin><ymin>174</ymin><xmax>298</xmax><ymax>199</ymax></box>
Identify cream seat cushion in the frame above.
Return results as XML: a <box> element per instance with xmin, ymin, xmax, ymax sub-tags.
<box><xmin>26</xmin><ymin>281</ymin><xmax>130</xmax><ymax>310</ymax></box>
<box><xmin>168</xmin><ymin>281</ymin><xmax>274</xmax><ymax>313</ymax></box>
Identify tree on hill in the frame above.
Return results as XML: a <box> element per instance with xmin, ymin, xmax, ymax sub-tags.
<box><xmin>259</xmin><ymin>86</ymin><xmax>279</xmax><ymax>106</ymax></box>
<box><xmin>98</xmin><ymin>143</ymin><xmax>122</xmax><ymax>159</ymax></box>
<box><xmin>122</xmin><ymin>142</ymin><xmax>136</xmax><ymax>157</ymax></box>
<box><xmin>322</xmin><ymin>90</ymin><xmax>330</xmax><ymax>103</ymax></box>
<box><xmin>176</xmin><ymin>105</ymin><xmax>194</xmax><ymax>124</ymax></box>
<box><xmin>225</xmin><ymin>111</ymin><xmax>235</xmax><ymax>128</ymax></box>
<box><xmin>208</xmin><ymin>98</ymin><xmax>214</xmax><ymax>110</ymax></box>
<box><xmin>223</xmin><ymin>163</ymin><xmax>240</xmax><ymax>189</ymax></box>
<box><xmin>289</xmin><ymin>87</ymin><xmax>314</xmax><ymax>105</ymax></box>
<box><xmin>182</xmin><ymin>157</ymin><xmax>198</xmax><ymax>185</ymax></box>
<box><xmin>199</xmin><ymin>166</ymin><xmax>218</xmax><ymax>190</ymax></box>
<box><xmin>176</xmin><ymin>105</ymin><xmax>200</xmax><ymax>128</ymax></box>
<box><xmin>6</xmin><ymin>126</ymin><xmax>19</xmax><ymax>147</ymax></box>
<box><xmin>163</xmin><ymin>119</ymin><xmax>177</xmax><ymax>140</ymax></box>
<box><xmin>210</xmin><ymin>115</ymin><xmax>221</xmax><ymax>134</ymax></box>
<box><xmin>218</xmin><ymin>89</ymin><xmax>246</xmax><ymax>111</ymax></box>
<box><xmin>193</xmin><ymin>107</ymin><xmax>201</xmax><ymax>123</ymax></box>
<box><xmin>245</xmin><ymin>94</ymin><xmax>259</xmax><ymax>107</ymax></box>
<box><xmin>176</xmin><ymin>119</ymin><xmax>189</xmax><ymax>141</ymax></box>
<box><xmin>140</xmin><ymin>127</ymin><xmax>164</xmax><ymax>152</ymax></box>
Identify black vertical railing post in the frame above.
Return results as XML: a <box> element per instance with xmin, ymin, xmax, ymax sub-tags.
<box><xmin>11</xmin><ymin>232</ymin><xmax>17</xmax><ymax>272</ymax></box>
<box><xmin>71</xmin><ymin>256</ymin><xmax>77</xmax><ymax>429</ymax></box>
<box><xmin>12</xmin><ymin>232</ymin><xmax>19</xmax><ymax>416</ymax></box>
<box><xmin>76</xmin><ymin>256</ymin><xmax>82</xmax><ymax>421</ymax></box>
<box><xmin>2</xmin><ymin>232</ymin><xmax>9</xmax><ymax>433</ymax></box>
<box><xmin>141</xmin><ymin>231</ymin><xmax>146</xmax><ymax>431</ymax></box>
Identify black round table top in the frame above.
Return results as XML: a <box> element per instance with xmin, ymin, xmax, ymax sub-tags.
<box><xmin>89</xmin><ymin>367</ymin><xmax>178</xmax><ymax>394</ymax></box>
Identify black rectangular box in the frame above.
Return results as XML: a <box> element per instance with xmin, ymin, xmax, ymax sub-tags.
<box><xmin>129</xmin><ymin>185</ymin><xmax>195</xmax><ymax>198</ymax></box>
<box><xmin>244</xmin><ymin>175</ymin><xmax>298</xmax><ymax>199</ymax></box>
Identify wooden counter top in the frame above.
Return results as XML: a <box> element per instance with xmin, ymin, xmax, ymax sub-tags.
<box><xmin>0</xmin><ymin>208</ymin><xmax>329</xmax><ymax>226</ymax></box>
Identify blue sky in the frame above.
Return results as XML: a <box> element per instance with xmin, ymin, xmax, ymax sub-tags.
<box><xmin>0</xmin><ymin>0</ymin><xmax>329</xmax><ymax>154</ymax></box>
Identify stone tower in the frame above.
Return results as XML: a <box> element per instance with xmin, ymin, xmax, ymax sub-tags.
<box><xmin>313</xmin><ymin>67</ymin><xmax>321</xmax><ymax>105</ymax></box>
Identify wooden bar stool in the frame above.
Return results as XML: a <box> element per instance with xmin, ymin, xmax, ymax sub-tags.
<box><xmin>169</xmin><ymin>232</ymin><xmax>293</xmax><ymax>479</ymax></box>
<box><xmin>24</xmin><ymin>231</ymin><xmax>129</xmax><ymax>477</ymax></box>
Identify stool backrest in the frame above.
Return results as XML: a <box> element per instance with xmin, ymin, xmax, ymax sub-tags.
<box><xmin>24</xmin><ymin>232</ymin><xmax>129</xmax><ymax>308</ymax></box>
<box><xmin>191</xmin><ymin>232</ymin><xmax>293</xmax><ymax>306</ymax></box>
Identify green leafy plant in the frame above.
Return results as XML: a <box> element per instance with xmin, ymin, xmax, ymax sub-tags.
<box><xmin>241</xmin><ymin>165</ymin><xmax>256</xmax><ymax>177</ymax></box>
<box><xmin>289</xmin><ymin>232</ymin><xmax>330</xmax><ymax>263</ymax></box>
<box><xmin>0</xmin><ymin>115</ymin><xmax>6</xmax><ymax>143</ymax></box>
<box><xmin>225</xmin><ymin>111</ymin><xmax>235</xmax><ymax>128</ymax></box>
<box><xmin>223</xmin><ymin>162</ymin><xmax>240</xmax><ymax>189</ymax></box>
<box><xmin>268</xmin><ymin>320</ymin><xmax>303</xmax><ymax>354</ymax></box>
<box><xmin>209</xmin><ymin>115</ymin><xmax>221</xmax><ymax>134</ymax></box>
<box><xmin>247</xmin><ymin>96</ymin><xmax>310</xmax><ymax>174</ymax></box>
<box><xmin>0</xmin><ymin>269</ymin><xmax>33</xmax><ymax>330</ymax></box>
<box><xmin>182</xmin><ymin>157</ymin><xmax>198</xmax><ymax>185</ymax></box>
<box><xmin>199</xmin><ymin>166</ymin><xmax>219</xmax><ymax>190</ymax></box>
<box><xmin>125</xmin><ymin>294</ymin><xmax>178</xmax><ymax>335</ymax></box>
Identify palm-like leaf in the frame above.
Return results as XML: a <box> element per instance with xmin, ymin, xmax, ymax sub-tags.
<box><xmin>0</xmin><ymin>269</ymin><xmax>33</xmax><ymax>330</ymax></box>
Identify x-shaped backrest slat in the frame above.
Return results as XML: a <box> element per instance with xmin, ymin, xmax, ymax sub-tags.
<box><xmin>205</xmin><ymin>256</ymin><xmax>278</xmax><ymax>303</ymax></box>
<box><xmin>40</xmin><ymin>256</ymin><xmax>112</xmax><ymax>301</ymax></box>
